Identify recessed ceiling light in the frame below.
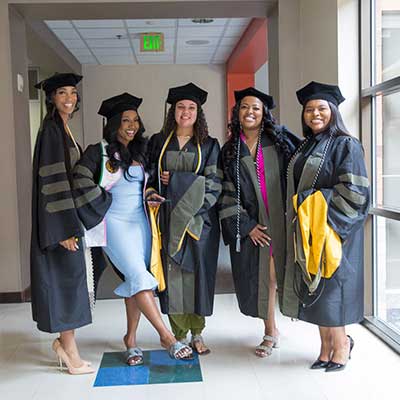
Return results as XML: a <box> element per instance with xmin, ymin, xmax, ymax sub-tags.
<box><xmin>186</xmin><ymin>39</ymin><xmax>210</xmax><ymax>46</ymax></box>
<box><xmin>191</xmin><ymin>18</ymin><xmax>214</xmax><ymax>24</ymax></box>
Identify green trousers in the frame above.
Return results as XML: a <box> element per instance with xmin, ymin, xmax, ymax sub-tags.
<box><xmin>168</xmin><ymin>313</ymin><xmax>205</xmax><ymax>340</ymax></box>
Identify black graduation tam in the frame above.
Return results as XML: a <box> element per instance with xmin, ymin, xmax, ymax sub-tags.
<box><xmin>98</xmin><ymin>92</ymin><xmax>143</xmax><ymax>120</ymax></box>
<box><xmin>296</xmin><ymin>81</ymin><xmax>345</xmax><ymax>106</ymax></box>
<box><xmin>34</xmin><ymin>73</ymin><xmax>82</xmax><ymax>94</ymax></box>
<box><xmin>166</xmin><ymin>82</ymin><xmax>208</xmax><ymax>105</ymax></box>
<box><xmin>234</xmin><ymin>87</ymin><xmax>275</xmax><ymax>110</ymax></box>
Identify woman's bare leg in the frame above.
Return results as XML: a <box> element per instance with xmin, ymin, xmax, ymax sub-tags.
<box><xmin>318</xmin><ymin>326</ymin><xmax>332</xmax><ymax>362</ymax></box>
<box><xmin>133</xmin><ymin>290</ymin><xmax>191</xmax><ymax>357</ymax></box>
<box><xmin>256</xmin><ymin>257</ymin><xmax>279</xmax><ymax>356</ymax></box>
<box><xmin>123</xmin><ymin>297</ymin><xmax>141</xmax><ymax>348</ymax></box>
<box><xmin>330</xmin><ymin>326</ymin><xmax>349</xmax><ymax>364</ymax></box>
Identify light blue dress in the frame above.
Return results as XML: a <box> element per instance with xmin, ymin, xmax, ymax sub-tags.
<box><xmin>103</xmin><ymin>165</ymin><xmax>158</xmax><ymax>297</ymax></box>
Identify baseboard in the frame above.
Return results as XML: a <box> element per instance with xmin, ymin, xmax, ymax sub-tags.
<box><xmin>0</xmin><ymin>286</ymin><xmax>31</xmax><ymax>303</ymax></box>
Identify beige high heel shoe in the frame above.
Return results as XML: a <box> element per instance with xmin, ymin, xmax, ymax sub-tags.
<box><xmin>53</xmin><ymin>339</ymin><xmax>92</xmax><ymax>366</ymax></box>
<box><xmin>52</xmin><ymin>339</ymin><xmax>95</xmax><ymax>375</ymax></box>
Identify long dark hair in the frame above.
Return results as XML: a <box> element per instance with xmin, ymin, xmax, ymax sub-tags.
<box><xmin>162</xmin><ymin>102</ymin><xmax>209</xmax><ymax>144</ymax></box>
<box><xmin>103</xmin><ymin>110</ymin><xmax>147</xmax><ymax>178</ymax></box>
<box><xmin>223</xmin><ymin>101</ymin><xmax>292</xmax><ymax>166</ymax></box>
<box><xmin>301</xmin><ymin>101</ymin><xmax>350</xmax><ymax>138</ymax></box>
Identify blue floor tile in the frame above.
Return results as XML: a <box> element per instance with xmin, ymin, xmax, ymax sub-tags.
<box><xmin>93</xmin><ymin>350</ymin><xmax>202</xmax><ymax>387</ymax></box>
<box><xmin>94</xmin><ymin>365</ymin><xmax>150</xmax><ymax>387</ymax></box>
<box><xmin>149</xmin><ymin>349</ymin><xmax>200</xmax><ymax>366</ymax></box>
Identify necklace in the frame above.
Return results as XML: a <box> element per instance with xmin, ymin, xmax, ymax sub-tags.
<box><xmin>249</xmin><ymin>141</ymin><xmax>258</xmax><ymax>154</ymax></box>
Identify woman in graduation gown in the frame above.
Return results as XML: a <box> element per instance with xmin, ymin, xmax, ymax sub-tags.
<box><xmin>282</xmin><ymin>81</ymin><xmax>370</xmax><ymax>372</ymax></box>
<box><xmin>72</xmin><ymin>93</ymin><xmax>192</xmax><ymax>363</ymax></box>
<box><xmin>30</xmin><ymin>73</ymin><xmax>95</xmax><ymax>374</ymax></box>
<box><xmin>146</xmin><ymin>83</ymin><xmax>222</xmax><ymax>355</ymax></box>
<box><xmin>219</xmin><ymin>87</ymin><xmax>299</xmax><ymax>357</ymax></box>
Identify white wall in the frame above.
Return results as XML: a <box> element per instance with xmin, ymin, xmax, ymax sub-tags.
<box><xmin>255</xmin><ymin>62</ymin><xmax>269</xmax><ymax>94</ymax></box>
<box><xmin>0</xmin><ymin>4</ymin><xmax>22</xmax><ymax>293</ymax></box>
<box><xmin>338</xmin><ymin>0</ymin><xmax>360</xmax><ymax>137</ymax></box>
<box><xmin>275</xmin><ymin>0</ymin><xmax>359</xmax><ymax>137</ymax></box>
<box><xmin>82</xmin><ymin>64</ymin><xmax>226</xmax><ymax>147</ymax></box>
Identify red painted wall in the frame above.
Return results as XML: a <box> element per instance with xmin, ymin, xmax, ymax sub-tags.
<box><xmin>226</xmin><ymin>73</ymin><xmax>254</xmax><ymax>116</ymax></box>
<box><xmin>226</xmin><ymin>18</ymin><xmax>268</xmax><ymax>118</ymax></box>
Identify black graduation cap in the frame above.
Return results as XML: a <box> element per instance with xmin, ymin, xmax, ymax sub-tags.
<box><xmin>166</xmin><ymin>82</ymin><xmax>208</xmax><ymax>105</ymax></box>
<box><xmin>34</xmin><ymin>73</ymin><xmax>82</xmax><ymax>94</ymax></box>
<box><xmin>296</xmin><ymin>81</ymin><xmax>345</xmax><ymax>106</ymax></box>
<box><xmin>234</xmin><ymin>87</ymin><xmax>275</xmax><ymax>110</ymax></box>
<box><xmin>98</xmin><ymin>92</ymin><xmax>143</xmax><ymax>120</ymax></box>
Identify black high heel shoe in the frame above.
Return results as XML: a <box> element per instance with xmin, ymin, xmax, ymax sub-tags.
<box><xmin>325</xmin><ymin>335</ymin><xmax>354</xmax><ymax>372</ymax></box>
<box><xmin>310</xmin><ymin>359</ymin><xmax>330</xmax><ymax>369</ymax></box>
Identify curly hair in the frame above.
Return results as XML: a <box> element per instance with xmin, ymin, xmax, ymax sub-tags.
<box><xmin>223</xmin><ymin>101</ymin><xmax>292</xmax><ymax>167</ymax></box>
<box><xmin>162</xmin><ymin>102</ymin><xmax>209</xmax><ymax>144</ymax></box>
<box><xmin>301</xmin><ymin>101</ymin><xmax>350</xmax><ymax>138</ymax></box>
<box><xmin>103</xmin><ymin>111</ymin><xmax>148</xmax><ymax>179</ymax></box>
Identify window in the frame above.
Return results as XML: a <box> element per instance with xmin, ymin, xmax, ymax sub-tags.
<box><xmin>362</xmin><ymin>0</ymin><xmax>400</xmax><ymax>351</ymax></box>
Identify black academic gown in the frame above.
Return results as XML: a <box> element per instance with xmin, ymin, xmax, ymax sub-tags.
<box><xmin>147</xmin><ymin>132</ymin><xmax>222</xmax><ymax>316</ymax></box>
<box><xmin>282</xmin><ymin>133</ymin><xmax>370</xmax><ymax>326</ymax></box>
<box><xmin>219</xmin><ymin>128</ymin><xmax>299</xmax><ymax>319</ymax></box>
<box><xmin>30</xmin><ymin>117</ymin><xmax>91</xmax><ymax>333</ymax></box>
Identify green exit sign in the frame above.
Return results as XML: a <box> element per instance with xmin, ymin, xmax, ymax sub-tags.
<box><xmin>140</xmin><ymin>33</ymin><xmax>164</xmax><ymax>52</ymax></box>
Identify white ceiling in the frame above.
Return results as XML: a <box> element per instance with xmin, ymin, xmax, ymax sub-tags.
<box><xmin>45</xmin><ymin>18</ymin><xmax>252</xmax><ymax>65</ymax></box>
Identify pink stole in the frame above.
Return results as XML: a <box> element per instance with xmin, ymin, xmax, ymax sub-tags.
<box><xmin>241</xmin><ymin>133</ymin><xmax>273</xmax><ymax>255</ymax></box>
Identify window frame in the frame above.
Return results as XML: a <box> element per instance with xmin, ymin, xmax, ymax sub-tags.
<box><xmin>360</xmin><ymin>0</ymin><xmax>400</xmax><ymax>354</ymax></box>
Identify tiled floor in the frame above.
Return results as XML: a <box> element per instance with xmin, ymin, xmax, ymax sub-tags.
<box><xmin>1</xmin><ymin>294</ymin><xmax>399</xmax><ymax>400</ymax></box>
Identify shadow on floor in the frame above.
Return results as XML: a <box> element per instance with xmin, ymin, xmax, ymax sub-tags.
<box><xmin>97</xmin><ymin>236</ymin><xmax>234</xmax><ymax>299</ymax></box>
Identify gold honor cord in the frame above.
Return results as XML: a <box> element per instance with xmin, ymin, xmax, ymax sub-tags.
<box><xmin>65</xmin><ymin>124</ymin><xmax>80</xmax><ymax>155</ymax></box>
<box><xmin>158</xmin><ymin>131</ymin><xmax>202</xmax><ymax>176</ymax></box>
<box><xmin>158</xmin><ymin>131</ymin><xmax>203</xmax><ymax>251</ymax></box>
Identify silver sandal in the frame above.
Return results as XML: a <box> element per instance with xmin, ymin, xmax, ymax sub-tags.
<box><xmin>125</xmin><ymin>347</ymin><xmax>143</xmax><ymax>366</ymax></box>
<box><xmin>168</xmin><ymin>341</ymin><xmax>193</xmax><ymax>360</ymax></box>
<box><xmin>255</xmin><ymin>335</ymin><xmax>280</xmax><ymax>358</ymax></box>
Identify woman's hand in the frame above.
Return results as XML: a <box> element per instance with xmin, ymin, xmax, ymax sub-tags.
<box><xmin>249</xmin><ymin>225</ymin><xmax>271</xmax><ymax>247</ymax></box>
<box><xmin>147</xmin><ymin>193</ymin><xmax>166</xmax><ymax>208</ymax></box>
<box><xmin>59</xmin><ymin>237</ymin><xmax>79</xmax><ymax>251</ymax></box>
<box><xmin>160</xmin><ymin>171</ymin><xmax>170</xmax><ymax>186</ymax></box>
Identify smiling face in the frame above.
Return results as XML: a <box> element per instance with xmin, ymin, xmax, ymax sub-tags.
<box><xmin>174</xmin><ymin>99</ymin><xmax>198</xmax><ymax>129</ymax></box>
<box><xmin>52</xmin><ymin>86</ymin><xmax>78</xmax><ymax>119</ymax></box>
<box><xmin>238</xmin><ymin>96</ymin><xmax>263</xmax><ymax>131</ymax></box>
<box><xmin>117</xmin><ymin>109</ymin><xmax>140</xmax><ymax>147</ymax></box>
<box><xmin>303</xmin><ymin>99</ymin><xmax>332</xmax><ymax>134</ymax></box>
